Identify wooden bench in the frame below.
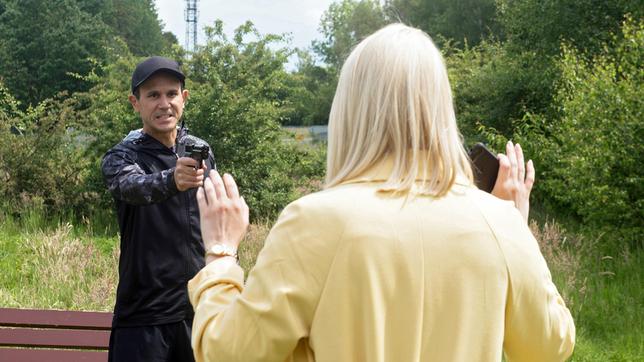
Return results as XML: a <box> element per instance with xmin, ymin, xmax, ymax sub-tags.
<box><xmin>0</xmin><ymin>307</ymin><xmax>112</xmax><ymax>362</ymax></box>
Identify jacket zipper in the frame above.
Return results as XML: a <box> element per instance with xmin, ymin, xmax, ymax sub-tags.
<box><xmin>174</xmin><ymin>151</ymin><xmax>194</xmax><ymax>315</ymax></box>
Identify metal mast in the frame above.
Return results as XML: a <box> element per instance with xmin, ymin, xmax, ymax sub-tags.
<box><xmin>185</xmin><ymin>0</ymin><xmax>199</xmax><ymax>51</ymax></box>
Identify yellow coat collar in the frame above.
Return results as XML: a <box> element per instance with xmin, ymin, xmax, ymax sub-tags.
<box><xmin>339</xmin><ymin>154</ymin><xmax>472</xmax><ymax>187</ymax></box>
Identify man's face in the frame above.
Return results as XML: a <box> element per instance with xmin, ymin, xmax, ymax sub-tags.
<box><xmin>129</xmin><ymin>72</ymin><xmax>188</xmax><ymax>141</ymax></box>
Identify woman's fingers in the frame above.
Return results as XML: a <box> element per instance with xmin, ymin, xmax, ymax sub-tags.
<box><xmin>201</xmin><ymin>170</ymin><xmax>244</xmax><ymax>206</ymax></box>
<box><xmin>223</xmin><ymin>173</ymin><xmax>240</xmax><ymax>199</ymax></box>
<box><xmin>202</xmin><ymin>174</ymin><xmax>216</xmax><ymax>205</ymax></box>
<box><xmin>506</xmin><ymin>141</ymin><xmax>518</xmax><ymax>181</ymax></box>
<box><xmin>496</xmin><ymin>153</ymin><xmax>511</xmax><ymax>186</ymax></box>
<box><xmin>210</xmin><ymin>170</ymin><xmax>226</xmax><ymax>200</ymax></box>
<box><xmin>241</xmin><ymin>196</ymin><xmax>250</xmax><ymax>223</ymax></box>
<box><xmin>516</xmin><ymin>143</ymin><xmax>525</xmax><ymax>182</ymax></box>
<box><xmin>491</xmin><ymin>153</ymin><xmax>511</xmax><ymax>199</ymax></box>
<box><xmin>196</xmin><ymin>186</ymin><xmax>207</xmax><ymax>210</ymax></box>
<box><xmin>525</xmin><ymin>159</ymin><xmax>535</xmax><ymax>191</ymax></box>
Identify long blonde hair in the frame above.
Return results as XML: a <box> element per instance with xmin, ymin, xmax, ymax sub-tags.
<box><xmin>325</xmin><ymin>23</ymin><xmax>473</xmax><ymax>196</ymax></box>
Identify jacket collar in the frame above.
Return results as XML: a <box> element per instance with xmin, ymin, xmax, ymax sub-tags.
<box><xmin>126</xmin><ymin>129</ymin><xmax>174</xmax><ymax>152</ymax></box>
<box><xmin>339</xmin><ymin>152</ymin><xmax>471</xmax><ymax>187</ymax></box>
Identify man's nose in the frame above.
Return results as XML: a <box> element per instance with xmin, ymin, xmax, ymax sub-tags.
<box><xmin>158</xmin><ymin>95</ymin><xmax>171</xmax><ymax>108</ymax></box>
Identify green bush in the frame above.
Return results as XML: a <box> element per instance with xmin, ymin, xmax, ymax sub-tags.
<box><xmin>0</xmin><ymin>85</ymin><xmax>97</xmax><ymax>216</ymax></box>
<box><xmin>185</xmin><ymin>21</ymin><xmax>326</xmax><ymax>219</ymax></box>
<box><xmin>497</xmin><ymin>0</ymin><xmax>642</xmax><ymax>57</ymax></box>
<box><xmin>518</xmin><ymin>18</ymin><xmax>643</xmax><ymax>247</ymax></box>
<box><xmin>445</xmin><ymin>40</ymin><xmax>557</xmax><ymax>141</ymax></box>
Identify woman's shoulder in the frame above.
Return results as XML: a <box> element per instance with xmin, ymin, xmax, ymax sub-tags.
<box><xmin>276</xmin><ymin>184</ymin><xmax>388</xmax><ymax>232</ymax></box>
<box><xmin>284</xmin><ymin>184</ymin><xmax>369</xmax><ymax>216</ymax></box>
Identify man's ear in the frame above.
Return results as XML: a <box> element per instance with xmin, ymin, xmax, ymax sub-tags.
<box><xmin>182</xmin><ymin>89</ymin><xmax>189</xmax><ymax>103</ymax></box>
<box><xmin>128</xmin><ymin>94</ymin><xmax>140</xmax><ymax>112</ymax></box>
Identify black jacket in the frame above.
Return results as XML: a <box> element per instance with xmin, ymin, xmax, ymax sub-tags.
<box><xmin>102</xmin><ymin>130</ymin><xmax>216</xmax><ymax>327</ymax></box>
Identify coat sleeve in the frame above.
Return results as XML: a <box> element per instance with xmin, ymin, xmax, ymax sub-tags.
<box><xmin>101</xmin><ymin>147</ymin><xmax>179</xmax><ymax>205</ymax></box>
<box><xmin>502</xmin><ymin>232</ymin><xmax>576</xmax><ymax>362</ymax></box>
<box><xmin>188</xmin><ymin>199</ymin><xmax>339</xmax><ymax>362</ymax></box>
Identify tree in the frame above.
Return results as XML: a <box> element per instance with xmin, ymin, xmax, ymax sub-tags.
<box><xmin>313</xmin><ymin>0</ymin><xmax>388</xmax><ymax>70</ymax></box>
<box><xmin>0</xmin><ymin>83</ymin><xmax>98</xmax><ymax>215</ymax></box>
<box><xmin>497</xmin><ymin>0</ymin><xmax>643</xmax><ymax>57</ymax></box>
<box><xmin>97</xmin><ymin>0</ymin><xmax>169</xmax><ymax>56</ymax></box>
<box><xmin>445</xmin><ymin>40</ymin><xmax>557</xmax><ymax>139</ymax></box>
<box><xmin>517</xmin><ymin>18</ymin><xmax>643</xmax><ymax>246</ymax></box>
<box><xmin>386</xmin><ymin>0</ymin><xmax>502</xmax><ymax>47</ymax></box>
<box><xmin>283</xmin><ymin>0</ymin><xmax>389</xmax><ymax>126</ymax></box>
<box><xmin>282</xmin><ymin>50</ymin><xmax>336</xmax><ymax>126</ymax></box>
<box><xmin>186</xmin><ymin>21</ymin><xmax>325</xmax><ymax>219</ymax></box>
<box><xmin>0</xmin><ymin>0</ymin><xmax>111</xmax><ymax>106</ymax></box>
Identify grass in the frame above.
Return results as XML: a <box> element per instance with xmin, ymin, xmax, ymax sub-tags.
<box><xmin>530</xmin><ymin>221</ymin><xmax>643</xmax><ymax>361</ymax></box>
<box><xmin>0</xmin><ymin>219</ymin><xmax>118</xmax><ymax>311</ymax></box>
<box><xmin>0</xmin><ymin>211</ymin><xmax>641</xmax><ymax>360</ymax></box>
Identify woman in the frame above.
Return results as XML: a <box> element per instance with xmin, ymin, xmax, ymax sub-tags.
<box><xmin>189</xmin><ymin>24</ymin><xmax>575</xmax><ymax>362</ymax></box>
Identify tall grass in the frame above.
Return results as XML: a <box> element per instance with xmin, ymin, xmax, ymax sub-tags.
<box><xmin>1</xmin><ymin>213</ymin><xmax>641</xmax><ymax>359</ymax></box>
<box><xmin>530</xmin><ymin>221</ymin><xmax>643</xmax><ymax>361</ymax></box>
<box><xmin>0</xmin><ymin>221</ymin><xmax>118</xmax><ymax>311</ymax></box>
<box><xmin>0</xmin><ymin>215</ymin><xmax>271</xmax><ymax>311</ymax></box>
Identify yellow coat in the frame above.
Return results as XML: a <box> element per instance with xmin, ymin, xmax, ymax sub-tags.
<box><xmin>188</xmin><ymin>161</ymin><xmax>575</xmax><ymax>362</ymax></box>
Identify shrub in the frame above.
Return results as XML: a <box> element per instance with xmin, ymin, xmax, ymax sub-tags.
<box><xmin>186</xmin><ymin>21</ymin><xmax>326</xmax><ymax>219</ymax></box>
<box><xmin>0</xmin><ymin>85</ymin><xmax>97</xmax><ymax>216</ymax></box>
<box><xmin>518</xmin><ymin>18</ymin><xmax>643</xmax><ymax>247</ymax></box>
<box><xmin>445</xmin><ymin>40</ymin><xmax>557</xmax><ymax>142</ymax></box>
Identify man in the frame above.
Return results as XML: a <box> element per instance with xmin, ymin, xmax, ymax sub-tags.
<box><xmin>102</xmin><ymin>56</ymin><xmax>216</xmax><ymax>362</ymax></box>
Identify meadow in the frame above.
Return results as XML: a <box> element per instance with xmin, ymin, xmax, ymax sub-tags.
<box><xmin>1</xmin><ymin>208</ymin><xmax>641</xmax><ymax>361</ymax></box>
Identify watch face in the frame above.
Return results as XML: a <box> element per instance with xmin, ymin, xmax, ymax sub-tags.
<box><xmin>208</xmin><ymin>244</ymin><xmax>237</xmax><ymax>258</ymax></box>
<box><xmin>212</xmin><ymin>244</ymin><xmax>224</xmax><ymax>254</ymax></box>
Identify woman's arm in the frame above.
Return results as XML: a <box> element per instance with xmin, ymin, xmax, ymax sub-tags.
<box><xmin>189</xmin><ymin>171</ymin><xmax>333</xmax><ymax>362</ymax></box>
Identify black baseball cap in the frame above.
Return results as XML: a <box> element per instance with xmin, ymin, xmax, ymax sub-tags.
<box><xmin>131</xmin><ymin>56</ymin><xmax>185</xmax><ymax>94</ymax></box>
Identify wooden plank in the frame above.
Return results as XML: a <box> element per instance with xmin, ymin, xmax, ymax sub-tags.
<box><xmin>0</xmin><ymin>328</ymin><xmax>110</xmax><ymax>349</ymax></box>
<box><xmin>0</xmin><ymin>308</ymin><xmax>112</xmax><ymax>330</ymax></box>
<box><xmin>0</xmin><ymin>348</ymin><xmax>108</xmax><ymax>362</ymax></box>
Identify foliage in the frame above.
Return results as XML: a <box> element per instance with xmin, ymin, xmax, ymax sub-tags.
<box><xmin>76</xmin><ymin>41</ymin><xmax>141</xmax><ymax>157</ymax></box>
<box><xmin>517</xmin><ymin>18</ymin><xmax>643</xmax><ymax>247</ymax></box>
<box><xmin>285</xmin><ymin>0</ymin><xmax>389</xmax><ymax>127</ymax></box>
<box><xmin>71</xmin><ymin>41</ymin><xmax>143</xmax><ymax>212</ymax></box>
<box><xmin>386</xmin><ymin>0</ymin><xmax>502</xmax><ymax>47</ymax></box>
<box><xmin>0</xmin><ymin>0</ymin><xmax>112</xmax><ymax>106</ymax></box>
<box><xmin>0</xmin><ymin>84</ymin><xmax>98</xmax><ymax>216</ymax></box>
<box><xmin>95</xmin><ymin>0</ymin><xmax>171</xmax><ymax>56</ymax></box>
<box><xmin>445</xmin><ymin>40</ymin><xmax>558</xmax><ymax>140</ymax></box>
<box><xmin>497</xmin><ymin>0</ymin><xmax>643</xmax><ymax>57</ymax></box>
<box><xmin>186</xmin><ymin>21</ymin><xmax>325</xmax><ymax>219</ymax></box>
<box><xmin>282</xmin><ymin>51</ymin><xmax>336</xmax><ymax>126</ymax></box>
<box><xmin>313</xmin><ymin>0</ymin><xmax>388</xmax><ymax>70</ymax></box>
<box><xmin>0</xmin><ymin>0</ymin><xmax>172</xmax><ymax>108</ymax></box>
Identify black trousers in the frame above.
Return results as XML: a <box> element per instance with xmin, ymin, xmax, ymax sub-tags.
<box><xmin>108</xmin><ymin>319</ymin><xmax>195</xmax><ymax>362</ymax></box>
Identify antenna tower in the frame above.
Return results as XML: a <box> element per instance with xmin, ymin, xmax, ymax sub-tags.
<box><xmin>185</xmin><ymin>0</ymin><xmax>199</xmax><ymax>51</ymax></box>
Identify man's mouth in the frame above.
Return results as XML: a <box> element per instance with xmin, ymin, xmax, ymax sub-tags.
<box><xmin>155</xmin><ymin>114</ymin><xmax>174</xmax><ymax>120</ymax></box>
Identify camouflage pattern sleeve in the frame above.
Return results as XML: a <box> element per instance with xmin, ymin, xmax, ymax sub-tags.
<box><xmin>101</xmin><ymin>147</ymin><xmax>179</xmax><ymax>205</ymax></box>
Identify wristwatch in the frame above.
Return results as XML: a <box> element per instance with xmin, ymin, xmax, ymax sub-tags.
<box><xmin>206</xmin><ymin>244</ymin><xmax>238</xmax><ymax>259</ymax></box>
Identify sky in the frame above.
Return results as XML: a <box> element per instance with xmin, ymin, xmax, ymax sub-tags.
<box><xmin>154</xmin><ymin>0</ymin><xmax>336</xmax><ymax>53</ymax></box>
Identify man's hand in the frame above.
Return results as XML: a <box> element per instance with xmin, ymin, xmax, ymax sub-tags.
<box><xmin>196</xmin><ymin>171</ymin><xmax>249</xmax><ymax>261</ymax></box>
<box><xmin>175</xmin><ymin>157</ymin><xmax>206</xmax><ymax>191</ymax></box>
<box><xmin>491</xmin><ymin>141</ymin><xmax>535</xmax><ymax>222</ymax></box>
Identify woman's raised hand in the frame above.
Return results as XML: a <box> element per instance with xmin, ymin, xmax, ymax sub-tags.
<box><xmin>196</xmin><ymin>170</ymin><xmax>249</xmax><ymax>254</ymax></box>
<box><xmin>491</xmin><ymin>141</ymin><xmax>535</xmax><ymax>222</ymax></box>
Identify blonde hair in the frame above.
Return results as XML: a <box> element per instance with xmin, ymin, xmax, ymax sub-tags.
<box><xmin>325</xmin><ymin>23</ymin><xmax>473</xmax><ymax>196</ymax></box>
